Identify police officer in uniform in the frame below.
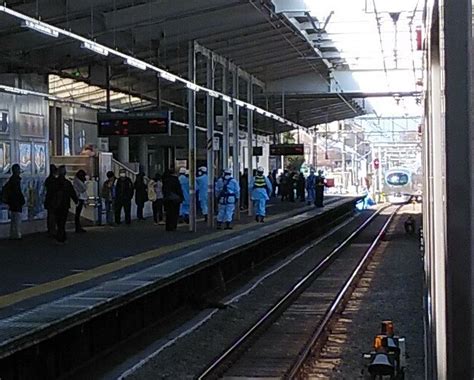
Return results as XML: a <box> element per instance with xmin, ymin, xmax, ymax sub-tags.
<box><xmin>215</xmin><ymin>168</ymin><xmax>240</xmax><ymax>229</ymax></box>
<box><xmin>250</xmin><ymin>166</ymin><xmax>273</xmax><ymax>223</ymax></box>
<box><xmin>314</xmin><ymin>169</ymin><xmax>326</xmax><ymax>207</ymax></box>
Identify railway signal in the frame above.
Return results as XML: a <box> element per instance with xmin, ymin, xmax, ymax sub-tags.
<box><xmin>373</xmin><ymin>158</ymin><xmax>380</xmax><ymax>170</ymax></box>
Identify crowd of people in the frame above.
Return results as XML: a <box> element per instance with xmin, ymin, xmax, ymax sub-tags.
<box><xmin>1</xmin><ymin>164</ymin><xmax>326</xmax><ymax>241</ymax></box>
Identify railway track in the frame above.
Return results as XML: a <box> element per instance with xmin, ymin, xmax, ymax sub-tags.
<box><xmin>197</xmin><ymin>205</ymin><xmax>399</xmax><ymax>379</ymax></box>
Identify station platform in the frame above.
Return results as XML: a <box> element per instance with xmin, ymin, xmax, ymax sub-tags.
<box><xmin>0</xmin><ymin>196</ymin><xmax>360</xmax><ymax>379</ymax></box>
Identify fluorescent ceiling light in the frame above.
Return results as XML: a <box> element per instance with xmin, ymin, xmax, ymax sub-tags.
<box><xmin>246</xmin><ymin>104</ymin><xmax>256</xmax><ymax>111</ymax></box>
<box><xmin>222</xmin><ymin>95</ymin><xmax>232</xmax><ymax>103</ymax></box>
<box><xmin>125</xmin><ymin>57</ymin><xmax>147</xmax><ymax>71</ymax></box>
<box><xmin>159</xmin><ymin>71</ymin><xmax>177</xmax><ymax>83</ymax></box>
<box><xmin>234</xmin><ymin>99</ymin><xmax>245</xmax><ymax>107</ymax></box>
<box><xmin>0</xmin><ymin>85</ymin><xmax>29</xmax><ymax>95</ymax></box>
<box><xmin>186</xmin><ymin>82</ymin><xmax>200</xmax><ymax>92</ymax></box>
<box><xmin>81</xmin><ymin>41</ymin><xmax>109</xmax><ymax>56</ymax></box>
<box><xmin>207</xmin><ymin>90</ymin><xmax>220</xmax><ymax>98</ymax></box>
<box><xmin>21</xmin><ymin>20</ymin><xmax>59</xmax><ymax>38</ymax></box>
<box><xmin>256</xmin><ymin>108</ymin><xmax>265</xmax><ymax>115</ymax></box>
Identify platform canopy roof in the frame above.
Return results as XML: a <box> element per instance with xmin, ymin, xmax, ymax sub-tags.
<box><xmin>0</xmin><ymin>0</ymin><xmax>365</xmax><ymax>134</ymax></box>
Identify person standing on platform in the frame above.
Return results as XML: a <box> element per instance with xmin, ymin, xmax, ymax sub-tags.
<box><xmin>148</xmin><ymin>173</ymin><xmax>165</xmax><ymax>225</ymax></box>
<box><xmin>115</xmin><ymin>168</ymin><xmax>134</xmax><ymax>225</ymax></box>
<box><xmin>44</xmin><ymin>164</ymin><xmax>58</xmax><ymax>237</ymax></box>
<box><xmin>296</xmin><ymin>172</ymin><xmax>306</xmax><ymax>202</ymax></box>
<box><xmin>1</xmin><ymin>164</ymin><xmax>25</xmax><ymax>240</ymax></box>
<box><xmin>240</xmin><ymin>169</ymin><xmax>249</xmax><ymax>210</ymax></box>
<box><xmin>178</xmin><ymin>167</ymin><xmax>190</xmax><ymax>224</ymax></box>
<box><xmin>196</xmin><ymin>166</ymin><xmax>209</xmax><ymax>222</ymax></box>
<box><xmin>250</xmin><ymin>166</ymin><xmax>272</xmax><ymax>223</ymax></box>
<box><xmin>315</xmin><ymin>169</ymin><xmax>326</xmax><ymax>207</ymax></box>
<box><xmin>215</xmin><ymin>168</ymin><xmax>240</xmax><ymax>230</ymax></box>
<box><xmin>279</xmin><ymin>170</ymin><xmax>289</xmax><ymax>201</ymax></box>
<box><xmin>306</xmin><ymin>168</ymin><xmax>316</xmax><ymax>205</ymax></box>
<box><xmin>73</xmin><ymin>170</ymin><xmax>88</xmax><ymax>233</ymax></box>
<box><xmin>134</xmin><ymin>172</ymin><xmax>148</xmax><ymax>221</ymax></box>
<box><xmin>101</xmin><ymin>171</ymin><xmax>116</xmax><ymax>226</ymax></box>
<box><xmin>162</xmin><ymin>168</ymin><xmax>184</xmax><ymax>231</ymax></box>
<box><xmin>51</xmin><ymin>165</ymin><xmax>78</xmax><ymax>243</ymax></box>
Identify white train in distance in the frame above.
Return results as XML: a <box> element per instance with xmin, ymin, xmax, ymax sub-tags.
<box><xmin>383</xmin><ymin>168</ymin><xmax>421</xmax><ymax>204</ymax></box>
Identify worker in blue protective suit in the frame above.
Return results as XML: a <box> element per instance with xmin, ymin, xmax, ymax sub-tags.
<box><xmin>178</xmin><ymin>167</ymin><xmax>190</xmax><ymax>223</ymax></box>
<box><xmin>215</xmin><ymin>168</ymin><xmax>240</xmax><ymax>230</ymax></box>
<box><xmin>196</xmin><ymin>166</ymin><xmax>209</xmax><ymax>222</ymax></box>
<box><xmin>250</xmin><ymin>166</ymin><xmax>273</xmax><ymax>223</ymax></box>
<box><xmin>306</xmin><ymin>168</ymin><xmax>316</xmax><ymax>205</ymax></box>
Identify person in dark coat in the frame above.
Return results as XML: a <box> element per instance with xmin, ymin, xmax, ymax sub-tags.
<box><xmin>73</xmin><ymin>169</ymin><xmax>88</xmax><ymax>233</ymax></box>
<box><xmin>279</xmin><ymin>170</ymin><xmax>289</xmax><ymax>201</ymax></box>
<box><xmin>240</xmin><ymin>169</ymin><xmax>249</xmax><ymax>210</ymax></box>
<box><xmin>288</xmin><ymin>172</ymin><xmax>297</xmax><ymax>202</ymax></box>
<box><xmin>315</xmin><ymin>170</ymin><xmax>326</xmax><ymax>207</ymax></box>
<box><xmin>51</xmin><ymin>165</ymin><xmax>78</xmax><ymax>243</ymax></box>
<box><xmin>296</xmin><ymin>172</ymin><xmax>306</xmax><ymax>202</ymax></box>
<box><xmin>162</xmin><ymin>168</ymin><xmax>184</xmax><ymax>231</ymax></box>
<box><xmin>44</xmin><ymin>164</ymin><xmax>58</xmax><ymax>237</ymax></box>
<box><xmin>2</xmin><ymin>164</ymin><xmax>25</xmax><ymax>240</ymax></box>
<box><xmin>134</xmin><ymin>172</ymin><xmax>148</xmax><ymax>220</ymax></box>
<box><xmin>271</xmin><ymin>169</ymin><xmax>278</xmax><ymax>197</ymax></box>
<box><xmin>115</xmin><ymin>169</ymin><xmax>134</xmax><ymax>225</ymax></box>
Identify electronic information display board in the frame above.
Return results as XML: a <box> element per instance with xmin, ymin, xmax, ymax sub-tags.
<box><xmin>97</xmin><ymin>111</ymin><xmax>171</xmax><ymax>136</ymax></box>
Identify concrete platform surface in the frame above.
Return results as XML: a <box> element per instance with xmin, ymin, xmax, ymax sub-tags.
<box><xmin>0</xmin><ymin>197</ymin><xmax>343</xmax><ymax>319</ymax></box>
<box><xmin>0</xmin><ymin>197</ymin><xmax>359</xmax><ymax>361</ymax></box>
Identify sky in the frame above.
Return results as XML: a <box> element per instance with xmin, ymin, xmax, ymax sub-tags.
<box><xmin>305</xmin><ymin>0</ymin><xmax>423</xmax><ymax>117</ymax></box>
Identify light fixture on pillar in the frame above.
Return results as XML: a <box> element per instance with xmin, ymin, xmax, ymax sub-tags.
<box><xmin>186</xmin><ymin>82</ymin><xmax>200</xmax><ymax>92</ymax></box>
<box><xmin>158</xmin><ymin>71</ymin><xmax>177</xmax><ymax>83</ymax></box>
<box><xmin>21</xmin><ymin>19</ymin><xmax>59</xmax><ymax>38</ymax></box>
<box><xmin>81</xmin><ymin>41</ymin><xmax>109</xmax><ymax>56</ymax></box>
<box><xmin>125</xmin><ymin>57</ymin><xmax>147</xmax><ymax>71</ymax></box>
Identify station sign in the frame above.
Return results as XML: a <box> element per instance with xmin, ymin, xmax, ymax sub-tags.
<box><xmin>269</xmin><ymin>144</ymin><xmax>304</xmax><ymax>156</ymax></box>
<box><xmin>97</xmin><ymin>111</ymin><xmax>171</xmax><ymax>136</ymax></box>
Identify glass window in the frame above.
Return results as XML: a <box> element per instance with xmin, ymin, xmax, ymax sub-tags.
<box><xmin>386</xmin><ymin>173</ymin><xmax>409</xmax><ymax>186</ymax></box>
<box><xmin>63</xmin><ymin>120</ymin><xmax>72</xmax><ymax>156</ymax></box>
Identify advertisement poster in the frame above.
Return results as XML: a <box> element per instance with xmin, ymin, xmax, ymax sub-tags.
<box><xmin>0</xmin><ymin>141</ymin><xmax>11</xmax><ymax>174</ymax></box>
<box><xmin>19</xmin><ymin>113</ymin><xmax>45</xmax><ymax>138</ymax></box>
<box><xmin>34</xmin><ymin>143</ymin><xmax>46</xmax><ymax>174</ymax></box>
<box><xmin>19</xmin><ymin>143</ymin><xmax>32</xmax><ymax>173</ymax></box>
<box><xmin>0</xmin><ymin>112</ymin><xmax>8</xmax><ymax>134</ymax></box>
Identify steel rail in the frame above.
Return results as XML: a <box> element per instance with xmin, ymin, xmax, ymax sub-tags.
<box><xmin>197</xmin><ymin>205</ymin><xmax>390</xmax><ymax>379</ymax></box>
<box><xmin>286</xmin><ymin>205</ymin><xmax>400</xmax><ymax>378</ymax></box>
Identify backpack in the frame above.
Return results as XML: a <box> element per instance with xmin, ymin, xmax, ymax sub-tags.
<box><xmin>148</xmin><ymin>180</ymin><xmax>157</xmax><ymax>202</ymax></box>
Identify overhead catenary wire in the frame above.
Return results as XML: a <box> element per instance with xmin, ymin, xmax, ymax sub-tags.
<box><xmin>371</xmin><ymin>0</ymin><xmax>390</xmax><ymax>89</ymax></box>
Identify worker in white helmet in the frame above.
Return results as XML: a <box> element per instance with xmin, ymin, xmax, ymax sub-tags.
<box><xmin>178</xmin><ymin>167</ymin><xmax>190</xmax><ymax>223</ymax></box>
<box><xmin>250</xmin><ymin>166</ymin><xmax>273</xmax><ymax>222</ymax></box>
<box><xmin>196</xmin><ymin>166</ymin><xmax>209</xmax><ymax>221</ymax></box>
<box><xmin>215</xmin><ymin>168</ymin><xmax>240</xmax><ymax>229</ymax></box>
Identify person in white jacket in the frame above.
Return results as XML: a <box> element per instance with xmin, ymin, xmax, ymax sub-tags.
<box><xmin>73</xmin><ymin>170</ymin><xmax>88</xmax><ymax>233</ymax></box>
